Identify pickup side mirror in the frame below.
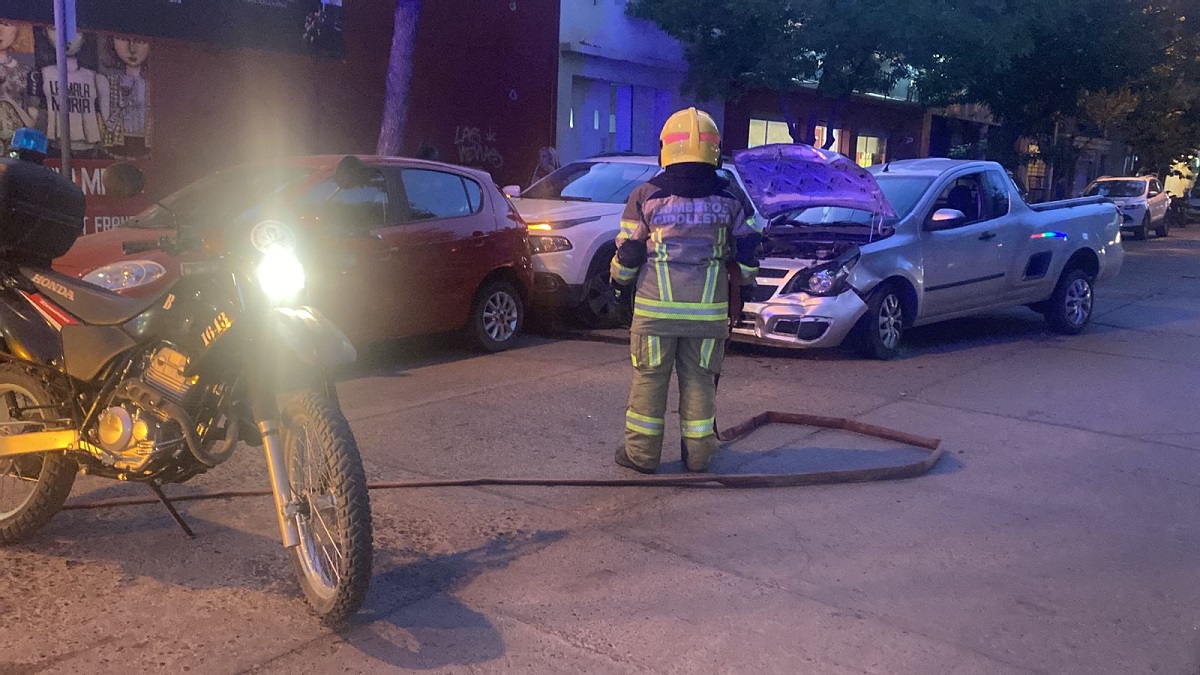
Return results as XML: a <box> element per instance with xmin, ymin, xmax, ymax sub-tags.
<box><xmin>927</xmin><ymin>208</ymin><xmax>966</xmax><ymax>231</ymax></box>
<box><xmin>501</xmin><ymin>185</ymin><xmax>521</xmax><ymax>198</ymax></box>
<box><xmin>103</xmin><ymin>162</ymin><xmax>145</xmax><ymax>199</ymax></box>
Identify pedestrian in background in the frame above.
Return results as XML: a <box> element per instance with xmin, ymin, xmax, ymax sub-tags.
<box><xmin>528</xmin><ymin>146</ymin><xmax>559</xmax><ymax>188</ymax></box>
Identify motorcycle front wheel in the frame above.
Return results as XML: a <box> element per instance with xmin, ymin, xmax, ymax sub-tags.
<box><xmin>281</xmin><ymin>391</ymin><xmax>373</xmax><ymax>625</ymax></box>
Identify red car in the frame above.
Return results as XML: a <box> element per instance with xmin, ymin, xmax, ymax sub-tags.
<box><xmin>55</xmin><ymin>156</ymin><xmax>533</xmax><ymax>351</ymax></box>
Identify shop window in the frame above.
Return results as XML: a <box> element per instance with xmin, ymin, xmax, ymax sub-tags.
<box><xmin>855</xmin><ymin>135</ymin><xmax>887</xmax><ymax>167</ymax></box>
<box><xmin>813</xmin><ymin>126</ymin><xmax>847</xmax><ymax>154</ymax></box>
<box><xmin>748</xmin><ymin>119</ymin><xmax>795</xmax><ymax>148</ymax></box>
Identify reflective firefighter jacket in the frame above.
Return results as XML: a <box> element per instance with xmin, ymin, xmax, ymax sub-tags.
<box><xmin>610</xmin><ymin>165</ymin><xmax>764</xmax><ymax>339</ymax></box>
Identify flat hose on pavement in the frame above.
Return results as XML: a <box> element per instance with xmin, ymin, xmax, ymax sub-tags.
<box><xmin>60</xmin><ymin>412</ymin><xmax>943</xmax><ymax>511</ymax></box>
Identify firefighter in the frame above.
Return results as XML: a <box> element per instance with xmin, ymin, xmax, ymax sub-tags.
<box><xmin>611</xmin><ymin>107</ymin><xmax>763</xmax><ymax>473</ymax></box>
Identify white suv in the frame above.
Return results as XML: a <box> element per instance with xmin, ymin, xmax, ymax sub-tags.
<box><xmin>505</xmin><ymin>155</ymin><xmax>756</xmax><ymax>327</ymax></box>
<box><xmin>1082</xmin><ymin>175</ymin><xmax>1171</xmax><ymax>240</ymax></box>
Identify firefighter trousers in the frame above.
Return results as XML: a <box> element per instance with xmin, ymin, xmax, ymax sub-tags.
<box><xmin>624</xmin><ymin>333</ymin><xmax>726</xmax><ymax>471</ymax></box>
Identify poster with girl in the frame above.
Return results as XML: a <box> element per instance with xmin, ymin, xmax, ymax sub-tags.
<box><xmin>101</xmin><ymin>35</ymin><xmax>151</xmax><ymax>158</ymax></box>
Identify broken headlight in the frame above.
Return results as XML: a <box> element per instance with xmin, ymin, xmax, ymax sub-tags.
<box><xmin>781</xmin><ymin>252</ymin><xmax>860</xmax><ymax>297</ymax></box>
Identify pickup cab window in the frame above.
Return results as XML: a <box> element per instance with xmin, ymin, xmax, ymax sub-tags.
<box><xmin>929</xmin><ymin>172</ymin><xmax>1007</xmax><ymax>228</ymax></box>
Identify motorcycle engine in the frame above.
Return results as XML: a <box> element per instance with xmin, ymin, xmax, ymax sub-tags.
<box><xmin>91</xmin><ymin>346</ymin><xmax>196</xmax><ymax>475</ymax></box>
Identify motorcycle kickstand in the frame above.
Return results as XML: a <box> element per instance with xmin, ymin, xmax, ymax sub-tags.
<box><xmin>146</xmin><ymin>481</ymin><xmax>196</xmax><ymax>538</ymax></box>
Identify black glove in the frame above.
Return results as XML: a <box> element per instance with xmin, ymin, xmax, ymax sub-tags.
<box><xmin>609</xmin><ymin>279</ymin><xmax>634</xmax><ymax>311</ymax></box>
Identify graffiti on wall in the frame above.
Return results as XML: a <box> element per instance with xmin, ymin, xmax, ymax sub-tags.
<box><xmin>454</xmin><ymin>125</ymin><xmax>504</xmax><ymax>170</ymax></box>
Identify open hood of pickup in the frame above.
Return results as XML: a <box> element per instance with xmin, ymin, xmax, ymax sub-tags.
<box><xmin>733</xmin><ymin>144</ymin><xmax>895</xmax><ymax>222</ymax></box>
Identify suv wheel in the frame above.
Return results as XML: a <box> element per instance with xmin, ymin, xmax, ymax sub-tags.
<box><xmin>1134</xmin><ymin>214</ymin><xmax>1149</xmax><ymax>240</ymax></box>
<box><xmin>574</xmin><ymin>249</ymin><xmax>624</xmax><ymax>329</ymax></box>
<box><xmin>1156</xmin><ymin>215</ymin><xmax>1170</xmax><ymax>238</ymax></box>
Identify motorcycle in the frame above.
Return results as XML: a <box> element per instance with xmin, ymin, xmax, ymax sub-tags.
<box><xmin>0</xmin><ymin>145</ymin><xmax>372</xmax><ymax>625</ymax></box>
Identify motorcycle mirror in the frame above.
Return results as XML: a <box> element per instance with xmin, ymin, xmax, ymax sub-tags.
<box><xmin>333</xmin><ymin>155</ymin><xmax>373</xmax><ymax>190</ymax></box>
<box><xmin>103</xmin><ymin>162</ymin><xmax>145</xmax><ymax>199</ymax></box>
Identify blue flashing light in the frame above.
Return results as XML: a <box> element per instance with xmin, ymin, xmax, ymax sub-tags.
<box><xmin>10</xmin><ymin>127</ymin><xmax>48</xmax><ymax>156</ymax></box>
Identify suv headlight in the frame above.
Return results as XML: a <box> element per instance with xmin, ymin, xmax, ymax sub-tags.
<box><xmin>529</xmin><ymin>235</ymin><xmax>573</xmax><ymax>255</ymax></box>
<box><xmin>781</xmin><ymin>253</ymin><xmax>860</xmax><ymax>297</ymax></box>
<box><xmin>83</xmin><ymin>260</ymin><xmax>166</xmax><ymax>291</ymax></box>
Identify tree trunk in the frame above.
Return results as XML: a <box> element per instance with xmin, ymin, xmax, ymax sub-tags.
<box><xmin>377</xmin><ymin>0</ymin><xmax>422</xmax><ymax>156</ymax></box>
<box><xmin>822</xmin><ymin>95</ymin><xmax>849</xmax><ymax>151</ymax></box>
<box><xmin>777</xmin><ymin>94</ymin><xmax>802</xmax><ymax>144</ymax></box>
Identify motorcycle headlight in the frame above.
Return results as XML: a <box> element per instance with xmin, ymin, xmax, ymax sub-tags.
<box><xmin>781</xmin><ymin>253</ymin><xmax>860</xmax><ymax>297</ymax></box>
<box><xmin>83</xmin><ymin>260</ymin><xmax>166</xmax><ymax>291</ymax></box>
<box><xmin>257</xmin><ymin>246</ymin><xmax>306</xmax><ymax>305</ymax></box>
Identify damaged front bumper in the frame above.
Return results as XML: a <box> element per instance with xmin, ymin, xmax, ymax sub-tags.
<box><xmin>731</xmin><ymin>290</ymin><xmax>868</xmax><ymax>349</ymax></box>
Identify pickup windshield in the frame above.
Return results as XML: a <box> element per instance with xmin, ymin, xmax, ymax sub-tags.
<box><xmin>1084</xmin><ymin>180</ymin><xmax>1145</xmax><ymax>199</ymax></box>
<box><xmin>124</xmin><ymin>166</ymin><xmax>315</xmax><ymax>229</ymax></box>
<box><xmin>874</xmin><ymin>176</ymin><xmax>934</xmax><ymax>218</ymax></box>
<box><xmin>769</xmin><ymin>175</ymin><xmax>930</xmax><ymax>241</ymax></box>
<box><xmin>522</xmin><ymin>161</ymin><xmax>659</xmax><ymax>204</ymax></box>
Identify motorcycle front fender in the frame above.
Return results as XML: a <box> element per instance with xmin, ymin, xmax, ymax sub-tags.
<box><xmin>271</xmin><ymin>306</ymin><xmax>357</xmax><ymax>368</ymax></box>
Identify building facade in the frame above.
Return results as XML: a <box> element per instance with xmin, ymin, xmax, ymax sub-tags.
<box><xmin>723</xmin><ymin>85</ymin><xmax>929</xmax><ymax>167</ymax></box>
<box><xmin>554</xmin><ymin>0</ymin><xmax>719</xmax><ymax>165</ymax></box>
<box><xmin>0</xmin><ymin>1</ymin><xmax>560</xmax><ymax>230</ymax></box>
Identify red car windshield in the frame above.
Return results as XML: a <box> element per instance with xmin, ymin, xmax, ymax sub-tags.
<box><xmin>125</xmin><ymin>166</ymin><xmax>315</xmax><ymax>229</ymax></box>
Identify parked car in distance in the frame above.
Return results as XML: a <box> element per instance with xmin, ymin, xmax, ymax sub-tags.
<box><xmin>503</xmin><ymin>154</ymin><xmax>760</xmax><ymax>328</ymax></box>
<box><xmin>733</xmin><ymin>150</ymin><xmax>1125</xmax><ymax>359</ymax></box>
<box><xmin>55</xmin><ymin>155</ymin><xmax>533</xmax><ymax>351</ymax></box>
<box><xmin>1082</xmin><ymin>175</ymin><xmax>1171</xmax><ymax>240</ymax></box>
<box><xmin>1183</xmin><ymin>186</ymin><xmax>1200</xmax><ymax>223</ymax></box>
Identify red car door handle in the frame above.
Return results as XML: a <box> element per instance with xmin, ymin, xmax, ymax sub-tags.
<box><xmin>471</xmin><ymin>231</ymin><xmax>487</xmax><ymax>246</ymax></box>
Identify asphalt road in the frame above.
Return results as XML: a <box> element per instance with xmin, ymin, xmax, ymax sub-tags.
<box><xmin>2</xmin><ymin>227</ymin><xmax>1199</xmax><ymax>674</ymax></box>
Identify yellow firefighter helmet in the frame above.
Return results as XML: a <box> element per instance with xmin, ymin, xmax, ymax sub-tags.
<box><xmin>659</xmin><ymin>107</ymin><xmax>721</xmax><ymax>167</ymax></box>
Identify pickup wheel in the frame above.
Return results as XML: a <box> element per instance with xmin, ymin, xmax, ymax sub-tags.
<box><xmin>855</xmin><ymin>283</ymin><xmax>906</xmax><ymax>360</ymax></box>
<box><xmin>1044</xmin><ymin>268</ymin><xmax>1094</xmax><ymax>335</ymax></box>
<box><xmin>574</xmin><ymin>248</ymin><xmax>625</xmax><ymax>329</ymax></box>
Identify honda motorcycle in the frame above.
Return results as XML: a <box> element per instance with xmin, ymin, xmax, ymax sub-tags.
<box><xmin>0</xmin><ymin>147</ymin><xmax>372</xmax><ymax>625</ymax></box>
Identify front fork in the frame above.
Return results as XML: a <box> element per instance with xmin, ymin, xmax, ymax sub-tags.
<box><xmin>259</xmin><ymin>418</ymin><xmax>300</xmax><ymax>549</ymax></box>
<box><xmin>251</xmin><ymin>371</ymin><xmax>301</xmax><ymax>549</ymax></box>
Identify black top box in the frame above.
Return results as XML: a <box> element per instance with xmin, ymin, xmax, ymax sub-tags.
<box><xmin>0</xmin><ymin>159</ymin><xmax>86</xmax><ymax>264</ymax></box>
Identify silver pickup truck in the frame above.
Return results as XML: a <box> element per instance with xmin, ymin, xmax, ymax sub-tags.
<box><xmin>732</xmin><ymin>148</ymin><xmax>1125</xmax><ymax>359</ymax></box>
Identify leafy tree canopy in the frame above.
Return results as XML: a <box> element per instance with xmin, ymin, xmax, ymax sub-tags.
<box><xmin>630</xmin><ymin>0</ymin><xmax>1200</xmax><ymax>172</ymax></box>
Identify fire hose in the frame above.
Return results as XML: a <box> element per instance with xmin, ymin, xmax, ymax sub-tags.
<box><xmin>62</xmin><ymin>411</ymin><xmax>943</xmax><ymax>511</ymax></box>
<box><xmin>64</xmin><ymin>265</ymin><xmax>942</xmax><ymax>511</ymax></box>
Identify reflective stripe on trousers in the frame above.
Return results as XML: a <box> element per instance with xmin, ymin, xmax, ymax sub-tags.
<box><xmin>624</xmin><ymin>333</ymin><xmax>726</xmax><ymax>471</ymax></box>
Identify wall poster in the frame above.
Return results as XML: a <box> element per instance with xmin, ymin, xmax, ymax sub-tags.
<box><xmin>0</xmin><ymin>19</ymin><xmax>153</xmax><ymax>232</ymax></box>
